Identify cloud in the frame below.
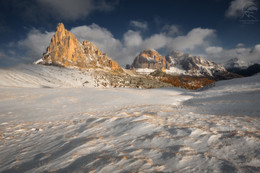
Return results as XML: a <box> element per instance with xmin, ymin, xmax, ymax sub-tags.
<box><xmin>0</xmin><ymin>28</ymin><xmax>54</xmax><ymax>67</ymax></box>
<box><xmin>18</xmin><ymin>29</ymin><xmax>54</xmax><ymax>60</ymax></box>
<box><xmin>167</xmin><ymin>28</ymin><xmax>216</xmax><ymax>52</ymax></box>
<box><xmin>129</xmin><ymin>20</ymin><xmax>148</xmax><ymax>30</ymax></box>
<box><xmin>205</xmin><ymin>46</ymin><xmax>223</xmax><ymax>54</ymax></box>
<box><xmin>225</xmin><ymin>0</ymin><xmax>256</xmax><ymax>18</ymax></box>
<box><xmin>2</xmin><ymin>23</ymin><xmax>224</xmax><ymax>67</ymax></box>
<box><xmin>1</xmin><ymin>0</ymin><xmax>118</xmax><ymax>23</ymax></box>
<box><xmin>71</xmin><ymin>25</ymin><xmax>216</xmax><ymax>65</ymax></box>
<box><xmin>143</xmin><ymin>34</ymin><xmax>168</xmax><ymax>50</ymax></box>
<box><xmin>236</xmin><ymin>43</ymin><xmax>246</xmax><ymax>48</ymax></box>
<box><xmin>205</xmin><ymin>44</ymin><xmax>260</xmax><ymax>64</ymax></box>
<box><xmin>71</xmin><ymin>24</ymin><xmax>168</xmax><ymax>64</ymax></box>
<box><xmin>70</xmin><ymin>24</ymin><xmax>123</xmax><ymax>62</ymax></box>
<box><xmin>161</xmin><ymin>24</ymin><xmax>180</xmax><ymax>36</ymax></box>
<box><xmin>36</xmin><ymin>0</ymin><xmax>117</xmax><ymax>20</ymax></box>
<box><xmin>123</xmin><ymin>30</ymin><xmax>143</xmax><ymax>47</ymax></box>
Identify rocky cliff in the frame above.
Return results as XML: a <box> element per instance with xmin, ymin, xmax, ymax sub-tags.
<box><xmin>38</xmin><ymin>23</ymin><xmax>123</xmax><ymax>72</ymax></box>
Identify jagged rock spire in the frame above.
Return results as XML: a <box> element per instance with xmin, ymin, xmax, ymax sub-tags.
<box><xmin>40</xmin><ymin>23</ymin><xmax>123</xmax><ymax>72</ymax></box>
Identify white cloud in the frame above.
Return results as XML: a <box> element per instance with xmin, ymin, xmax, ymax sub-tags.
<box><xmin>226</xmin><ymin>0</ymin><xmax>255</xmax><ymax>18</ymax></box>
<box><xmin>70</xmin><ymin>24</ymin><xmax>123</xmax><ymax>62</ymax></box>
<box><xmin>36</xmin><ymin>0</ymin><xmax>117</xmax><ymax>20</ymax></box>
<box><xmin>205</xmin><ymin>46</ymin><xmax>223</xmax><ymax>54</ymax></box>
<box><xmin>167</xmin><ymin>28</ymin><xmax>216</xmax><ymax>52</ymax></box>
<box><xmin>143</xmin><ymin>34</ymin><xmax>168</xmax><ymax>50</ymax></box>
<box><xmin>205</xmin><ymin>44</ymin><xmax>260</xmax><ymax>64</ymax></box>
<box><xmin>130</xmin><ymin>20</ymin><xmax>148</xmax><ymax>30</ymax></box>
<box><xmin>236</xmin><ymin>43</ymin><xmax>246</xmax><ymax>48</ymax></box>
<box><xmin>162</xmin><ymin>25</ymin><xmax>180</xmax><ymax>36</ymax></box>
<box><xmin>71</xmin><ymin>24</ymin><xmax>168</xmax><ymax>64</ymax></box>
<box><xmin>250</xmin><ymin>44</ymin><xmax>260</xmax><ymax>62</ymax></box>
<box><xmin>10</xmin><ymin>23</ymin><xmax>239</xmax><ymax>67</ymax></box>
<box><xmin>18</xmin><ymin>29</ymin><xmax>54</xmax><ymax>59</ymax></box>
<box><xmin>123</xmin><ymin>30</ymin><xmax>142</xmax><ymax>47</ymax></box>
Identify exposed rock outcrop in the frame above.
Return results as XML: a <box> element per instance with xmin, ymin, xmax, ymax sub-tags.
<box><xmin>39</xmin><ymin>23</ymin><xmax>123</xmax><ymax>72</ymax></box>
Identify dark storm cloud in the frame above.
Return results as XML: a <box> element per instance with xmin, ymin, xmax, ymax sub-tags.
<box><xmin>0</xmin><ymin>0</ymin><xmax>118</xmax><ymax>23</ymax></box>
<box><xmin>36</xmin><ymin>0</ymin><xmax>118</xmax><ymax>21</ymax></box>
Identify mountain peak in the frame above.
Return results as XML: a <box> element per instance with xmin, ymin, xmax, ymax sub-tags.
<box><xmin>52</xmin><ymin>23</ymin><xmax>67</xmax><ymax>44</ymax></box>
<box><xmin>132</xmin><ymin>49</ymin><xmax>169</xmax><ymax>70</ymax></box>
<box><xmin>57</xmin><ymin>23</ymin><xmax>65</xmax><ymax>31</ymax></box>
<box><xmin>139</xmin><ymin>49</ymin><xmax>160</xmax><ymax>58</ymax></box>
<box><xmin>38</xmin><ymin>23</ymin><xmax>123</xmax><ymax>72</ymax></box>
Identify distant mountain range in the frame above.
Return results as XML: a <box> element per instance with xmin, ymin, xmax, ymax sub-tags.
<box><xmin>130</xmin><ymin>49</ymin><xmax>241</xmax><ymax>80</ymax></box>
<box><xmin>15</xmin><ymin>23</ymin><xmax>256</xmax><ymax>89</ymax></box>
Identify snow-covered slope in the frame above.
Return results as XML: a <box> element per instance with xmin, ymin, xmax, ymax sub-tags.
<box><xmin>0</xmin><ymin>64</ymin><xmax>174</xmax><ymax>89</ymax></box>
<box><xmin>0</xmin><ymin>64</ymin><xmax>96</xmax><ymax>88</ymax></box>
<box><xmin>0</xmin><ymin>75</ymin><xmax>259</xmax><ymax>172</ymax></box>
<box><xmin>186</xmin><ymin>74</ymin><xmax>260</xmax><ymax>117</ymax></box>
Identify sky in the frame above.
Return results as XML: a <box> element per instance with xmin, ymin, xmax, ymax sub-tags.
<box><xmin>0</xmin><ymin>0</ymin><xmax>259</xmax><ymax>67</ymax></box>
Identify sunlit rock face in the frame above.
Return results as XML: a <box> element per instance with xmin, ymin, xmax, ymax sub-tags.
<box><xmin>132</xmin><ymin>49</ymin><xmax>170</xmax><ymax>70</ymax></box>
<box><xmin>40</xmin><ymin>23</ymin><xmax>123</xmax><ymax>72</ymax></box>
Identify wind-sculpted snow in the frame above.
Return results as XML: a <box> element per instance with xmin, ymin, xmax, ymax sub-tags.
<box><xmin>186</xmin><ymin>74</ymin><xmax>260</xmax><ymax>117</ymax></box>
<box><xmin>0</xmin><ymin>105</ymin><xmax>259</xmax><ymax>172</ymax></box>
<box><xmin>0</xmin><ymin>76</ymin><xmax>259</xmax><ymax>172</ymax></box>
<box><xmin>0</xmin><ymin>64</ymin><xmax>95</xmax><ymax>88</ymax></box>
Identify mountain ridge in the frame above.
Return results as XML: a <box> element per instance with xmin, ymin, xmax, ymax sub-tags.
<box><xmin>26</xmin><ymin>23</ymin><xmax>243</xmax><ymax>89</ymax></box>
<box><xmin>132</xmin><ymin>49</ymin><xmax>241</xmax><ymax>80</ymax></box>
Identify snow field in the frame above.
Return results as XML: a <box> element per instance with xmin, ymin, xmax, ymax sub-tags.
<box><xmin>0</xmin><ymin>104</ymin><xmax>259</xmax><ymax>172</ymax></box>
<box><xmin>0</xmin><ymin>66</ymin><xmax>259</xmax><ymax>172</ymax></box>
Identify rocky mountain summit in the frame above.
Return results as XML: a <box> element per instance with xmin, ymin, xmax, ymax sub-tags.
<box><xmin>36</xmin><ymin>23</ymin><xmax>122</xmax><ymax>72</ymax></box>
<box><xmin>166</xmin><ymin>51</ymin><xmax>232</xmax><ymax>79</ymax></box>
<box><xmin>132</xmin><ymin>49</ymin><xmax>240</xmax><ymax>80</ymax></box>
<box><xmin>132</xmin><ymin>49</ymin><xmax>169</xmax><ymax>72</ymax></box>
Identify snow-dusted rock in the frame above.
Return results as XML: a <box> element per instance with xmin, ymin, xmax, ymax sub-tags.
<box><xmin>132</xmin><ymin>50</ymin><xmax>240</xmax><ymax>80</ymax></box>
